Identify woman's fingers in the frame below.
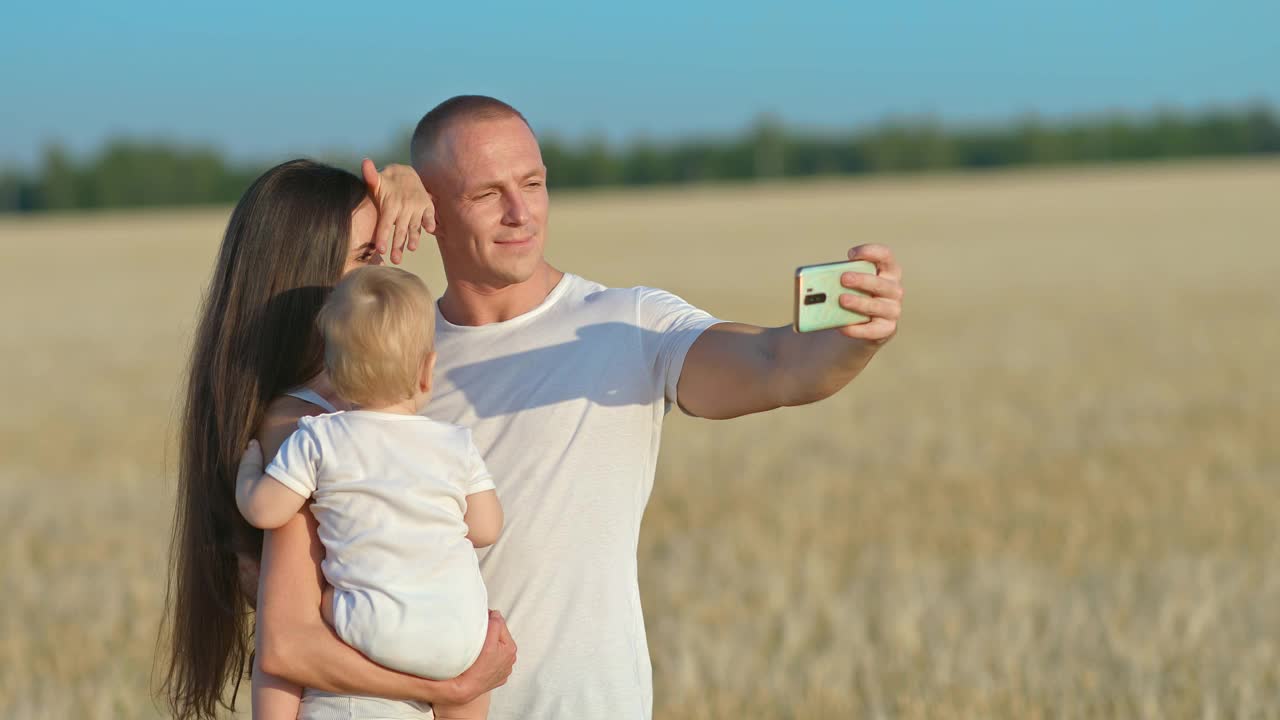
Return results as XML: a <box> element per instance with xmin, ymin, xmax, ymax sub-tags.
<box><xmin>360</xmin><ymin>158</ymin><xmax>380</xmax><ymax>196</ymax></box>
<box><xmin>406</xmin><ymin>220</ymin><xmax>421</xmax><ymax>253</ymax></box>
<box><xmin>422</xmin><ymin>203</ymin><xmax>437</xmax><ymax>235</ymax></box>
<box><xmin>394</xmin><ymin>207</ymin><xmax>415</xmax><ymax>263</ymax></box>
<box><xmin>374</xmin><ymin>201</ymin><xmax>397</xmax><ymax>256</ymax></box>
<box><xmin>388</xmin><ymin>208</ymin><xmax>411</xmax><ymax>264</ymax></box>
<box><xmin>409</xmin><ymin>205</ymin><xmax>433</xmax><ymax>252</ymax></box>
<box><xmin>365</xmin><ymin>163</ymin><xmax>435</xmax><ymax>263</ymax></box>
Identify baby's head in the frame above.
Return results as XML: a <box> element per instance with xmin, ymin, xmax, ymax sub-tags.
<box><xmin>317</xmin><ymin>266</ymin><xmax>436</xmax><ymax>410</ymax></box>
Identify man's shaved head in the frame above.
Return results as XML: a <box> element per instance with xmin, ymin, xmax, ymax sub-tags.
<box><xmin>409</xmin><ymin>96</ymin><xmax>548</xmax><ymax>289</ymax></box>
<box><xmin>410</xmin><ymin>95</ymin><xmax>530</xmax><ymax>173</ymax></box>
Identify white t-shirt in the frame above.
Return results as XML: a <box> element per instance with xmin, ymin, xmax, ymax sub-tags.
<box><xmin>265</xmin><ymin>411</ymin><xmax>496</xmax><ymax>680</ymax></box>
<box><xmin>425</xmin><ymin>273</ymin><xmax>721</xmax><ymax>720</ymax></box>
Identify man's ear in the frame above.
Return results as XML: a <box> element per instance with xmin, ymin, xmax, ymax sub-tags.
<box><xmin>420</xmin><ymin>351</ymin><xmax>438</xmax><ymax>393</ymax></box>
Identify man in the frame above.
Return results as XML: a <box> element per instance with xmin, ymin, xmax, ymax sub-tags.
<box><xmin>395</xmin><ymin>95</ymin><xmax>904</xmax><ymax>719</ymax></box>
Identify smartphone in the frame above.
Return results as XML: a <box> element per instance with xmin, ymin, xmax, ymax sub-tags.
<box><xmin>793</xmin><ymin>259</ymin><xmax>878</xmax><ymax>333</ymax></box>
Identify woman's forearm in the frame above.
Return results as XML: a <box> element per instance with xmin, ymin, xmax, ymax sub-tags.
<box><xmin>256</xmin><ymin>609</ymin><xmax>461</xmax><ymax>704</ymax></box>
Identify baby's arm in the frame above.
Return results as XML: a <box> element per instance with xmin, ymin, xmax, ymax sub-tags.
<box><xmin>461</xmin><ymin>432</ymin><xmax>502</xmax><ymax>548</ymax></box>
<box><xmin>235</xmin><ymin>439</ymin><xmax>309</xmax><ymax>529</ymax></box>
<box><xmin>464</xmin><ymin>490</ymin><xmax>504</xmax><ymax>548</ymax></box>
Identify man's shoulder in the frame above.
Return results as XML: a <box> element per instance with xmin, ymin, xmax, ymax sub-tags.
<box><xmin>567</xmin><ymin>273</ymin><xmax>670</xmax><ymax>311</ymax></box>
<box><xmin>557</xmin><ymin>273</ymin><xmax>634</xmax><ymax>313</ymax></box>
<box><xmin>561</xmin><ymin>275</ymin><xmax>711</xmax><ymax>335</ymax></box>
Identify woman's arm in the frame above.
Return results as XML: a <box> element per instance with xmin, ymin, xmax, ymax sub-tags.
<box><xmin>255</xmin><ymin>511</ymin><xmax>517</xmax><ymax>704</ymax></box>
<box><xmin>252</xmin><ymin>657</ymin><xmax>306</xmax><ymax>720</ymax></box>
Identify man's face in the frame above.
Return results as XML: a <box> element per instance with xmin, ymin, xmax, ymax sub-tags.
<box><xmin>424</xmin><ymin>115</ymin><xmax>549</xmax><ymax>287</ymax></box>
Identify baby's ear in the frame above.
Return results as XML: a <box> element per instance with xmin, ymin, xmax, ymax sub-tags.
<box><xmin>420</xmin><ymin>351</ymin><xmax>437</xmax><ymax>392</ymax></box>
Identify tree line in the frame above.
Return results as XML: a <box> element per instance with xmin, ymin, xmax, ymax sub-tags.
<box><xmin>3</xmin><ymin>104</ymin><xmax>1277</xmax><ymax>213</ymax></box>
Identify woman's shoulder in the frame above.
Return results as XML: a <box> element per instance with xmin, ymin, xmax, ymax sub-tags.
<box><xmin>258</xmin><ymin>395</ymin><xmax>333</xmax><ymax>457</ymax></box>
<box><xmin>265</xmin><ymin>394</ymin><xmax>332</xmax><ymax>424</ymax></box>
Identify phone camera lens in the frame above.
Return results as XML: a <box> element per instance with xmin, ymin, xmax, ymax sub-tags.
<box><xmin>804</xmin><ymin>293</ymin><xmax>827</xmax><ymax>305</ymax></box>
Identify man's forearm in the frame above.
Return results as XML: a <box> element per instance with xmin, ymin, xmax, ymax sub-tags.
<box><xmin>678</xmin><ymin>322</ymin><xmax>881</xmax><ymax>419</ymax></box>
<box><xmin>768</xmin><ymin>325</ymin><xmax>879</xmax><ymax>407</ymax></box>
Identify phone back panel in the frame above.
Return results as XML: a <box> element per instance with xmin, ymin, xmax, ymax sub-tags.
<box><xmin>794</xmin><ymin>260</ymin><xmax>877</xmax><ymax>332</ymax></box>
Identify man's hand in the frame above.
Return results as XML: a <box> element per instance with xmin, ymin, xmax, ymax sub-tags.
<box><xmin>836</xmin><ymin>243</ymin><xmax>904</xmax><ymax>345</ymax></box>
<box><xmin>677</xmin><ymin>242</ymin><xmax>905</xmax><ymax>419</ymax></box>
<box><xmin>361</xmin><ymin>159</ymin><xmax>437</xmax><ymax>265</ymax></box>
<box><xmin>436</xmin><ymin>610</ymin><xmax>517</xmax><ymax>704</ymax></box>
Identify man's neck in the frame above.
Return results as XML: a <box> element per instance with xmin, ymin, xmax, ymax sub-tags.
<box><xmin>438</xmin><ymin>262</ymin><xmax>565</xmax><ymax>327</ymax></box>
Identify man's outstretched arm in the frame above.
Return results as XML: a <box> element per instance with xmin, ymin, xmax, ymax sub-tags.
<box><xmin>677</xmin><ymin>244</ymin><xmax>904</xmax><ymax>420</ymax></box>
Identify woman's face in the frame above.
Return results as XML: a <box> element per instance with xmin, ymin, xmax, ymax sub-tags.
<box><xmin>342</xmin><ymin>197</ymin><xmax>383</xmax><ymax>276</ymax></box>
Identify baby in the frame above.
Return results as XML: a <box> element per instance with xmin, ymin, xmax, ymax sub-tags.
<box><xmin>236</xmin><ymin>265</ymin><xmax>503</xmax><ymax>720</ymax></box>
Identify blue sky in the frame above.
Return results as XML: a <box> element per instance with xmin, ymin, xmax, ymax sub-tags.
<box><xmin>3</xmin><ymin>1</ymin><xmax>1277</xmax><ymax>168</ymax></box>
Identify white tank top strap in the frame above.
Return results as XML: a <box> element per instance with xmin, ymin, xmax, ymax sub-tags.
<box><xmin>283</xmin><ymin>387</ymin><xmax>339</xmax><ymax>414</ymax></box>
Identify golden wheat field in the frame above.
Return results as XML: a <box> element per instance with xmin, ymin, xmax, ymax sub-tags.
<box><xmin>2</xmin><ymin>159</ymin><xmax>1278</xmax><ymax>719</ymax></box>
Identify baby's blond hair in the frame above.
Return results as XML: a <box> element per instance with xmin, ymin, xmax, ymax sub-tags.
<box><xmin>316</xmin><ymin>266</ymin><xmax>435</xmax><ymax>407</ymax></box>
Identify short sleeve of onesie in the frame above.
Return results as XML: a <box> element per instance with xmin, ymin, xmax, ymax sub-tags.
<box><xmin>462</xmin><ymin>429</ymin><xmax>497</xmax><ymax>496</ymax></box>
<box><xmin>264</xmin><ymin>418</ymin><xmax>323</xmax><ymax>499</ymax></box>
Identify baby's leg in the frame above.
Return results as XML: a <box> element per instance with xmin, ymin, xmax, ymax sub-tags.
<box><xmin>432</xmin><ymin>691</ymin><xmax>490</xmax><ymax>720</ymax></box>
<box><xmin>252</xmin><ymin>654</ymin><xmax>302</xmax><ymax>720</ymax></box>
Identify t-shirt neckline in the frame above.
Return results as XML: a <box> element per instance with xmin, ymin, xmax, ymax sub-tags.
<box><xmin>434</xmin><ymin>273</ymin><xmax>575</xmax><ymax>334</ymax></box>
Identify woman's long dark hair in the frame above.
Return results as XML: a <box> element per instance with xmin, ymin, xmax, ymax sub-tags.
<box><xmin>161</xmin><ymin>159</ymin><xmax>367</xmax><ymax>720</ymax></box>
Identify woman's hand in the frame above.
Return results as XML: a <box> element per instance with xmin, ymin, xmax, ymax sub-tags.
<box><xmin>439</xmin><ymin>611</ymin><xmax>517</xmax><ymax>705</ymax></box>
<box><xmin>361</xmin><ymin>159</ymin><xmax>436</xmax><ymax>265</ymax></box>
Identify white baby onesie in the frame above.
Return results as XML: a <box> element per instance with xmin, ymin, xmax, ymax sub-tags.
<box><xmin>266</xmin><ymin>410</ymin><xmax>495</xmax><ymax>679</ymax></box>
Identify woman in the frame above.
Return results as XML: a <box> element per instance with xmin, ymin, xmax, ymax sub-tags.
<box><xmin>162</xmin><ymin>158</ymin><xmax>515</xmax><ymax>720</ymax></box>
